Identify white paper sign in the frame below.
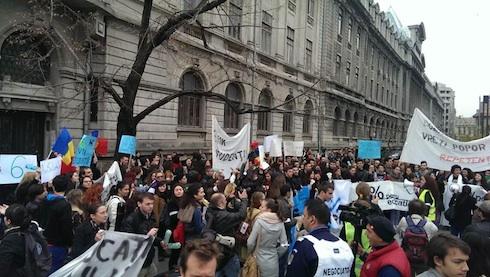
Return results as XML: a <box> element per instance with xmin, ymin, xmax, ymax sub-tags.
<box><xmin>212</xmin><ymin>116</ymin><xmax>250</xmax><ymax>179</ymax></box>
<box><xmin>40</xmin><ymin>157</ymin><xmax>61</xmax><ymax>183</ymax></box>
<box><xmin>334</xmin><ymin>180</ymin><xmax>418</xmax><ymax>211</ymax></box>
<box><xmin>263</xmin><ymin>135</ymin><xmax>278</xmax><ymax>153</ymax></box>
<box><xmin>269</xmin><ymin>137</ymin><xmax>283</xmax><ymax>157</ymax></box>
<box><xmin>258</xmin><ymin>145</ymin><xmax>269</xmax><ymax>170</ymax></box>
<box><xmin>102</xmin><ymin>161</ymin><xmax>123</xmax><ymax>201</ymax></box>
<box><xmin>50</xmin><ymin>231</ymin><xmax>153</xmax><ymax>277</ymax></box>
<box><xmin>0</xmin><ymin>154</ymin><xmax>38</xmax><ymax>184</ymax></box>
<box><xmin>284</xmin><ymin>141</ymin><xmax>304</xmax><ymax>157</ymax></box>
<box><xmin>401</xmin><ymin>108</ymin><xmax>490</xmax><ymax>171</ymax></box>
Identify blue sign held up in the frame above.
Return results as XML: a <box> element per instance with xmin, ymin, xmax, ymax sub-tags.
<box><xmin>358</xmin><ymin>139</ymin><xmax>382</xmax><ymax>159</ymax></box>
<box><xmin>119</xmin><ymin>135</ymin><xmax>137</xmax><ymax>156</ymax></box>
<box><xmin>73</xmin><ymin>135</ymin><xmax>97</xmax><ymax>167</ymax></box>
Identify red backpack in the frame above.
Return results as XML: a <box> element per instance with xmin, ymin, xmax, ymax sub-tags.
<box><xmin>173</xmin><ymin>221</ymin><xmax>186</xmax><ymax>244</ymax></box>
<box><xmin>402</xmin><ymin>216</ymin><xmax>429</xmax><ymax>264</ymax></box>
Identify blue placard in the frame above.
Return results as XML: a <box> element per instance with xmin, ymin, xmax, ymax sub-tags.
<box><xmin>119</xmin><ymin>135</ymin><xmax>136</xmax><ymax>156</ymax></box>
<box><xmin>293</xmin><ymin>186</ymin><xmax>311</xmax><ymax>216</ymax></box>
<box><xmin>73</xmin><ymin>135</ymin><xmax>97</xmax><ymax>167</ymax></box>
<box><xmin>357</xmin><ymin>139</ymin><xmax>382</xmax><ymax>159</ymax></box>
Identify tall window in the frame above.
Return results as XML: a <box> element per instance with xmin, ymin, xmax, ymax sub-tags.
<box><xmin>305</xmin><ymin>39</ymin><xmax>313</xmax><ymax>72</ymax></box>
<box><xmin>228</xmin><ymin>0</ymin><xmax>242</xmax><ymax>39</ymax></box>
<box><xmin>344</xmin><ymin>110</ymin><xmax>351</xmax><ymax>137</ymax></box>
<box><xmin>356</xmin><ymin>28</ymin><xmax>361</xmax><ymax>55</ymax></box>
<box><xmin>224</xmin><ymin>83</ymin><xmax>242</xmax><ymax>129</ymax></box>
<box><xmin>347</xmin><ymin>17</ymin><xmax>352</xmax><ymax>47</ymax></box>
<box><xmin>257</xmin><ymin>89</ymin><xmax>272</xmax><ymax>131</ymax></box>
<box><xmin>261</xmin><ymin>11</ymin><xmax>273</xmax><ymax>54</ymax></box>
<box><xmin>345</xmin><ymin>62</ymin><xmax>351</xmax><ymax>85</ymax></box>
<box><xmin>0</xmin><ymin>31</ymin><xmax>51</xmax><ymax>86</ymax></box>
<box><xmin>333</xmin><ymin>107</ymin><xmax>341</xmax><ymax>136</ymax></box>
<box><xmin>355</xmin><ymin>67</ymin><xmax>359</xmax><ymax>87</ymax></box>
<box><xmin>178</xmin><ymin>71</ymin><xmax>204</xmax><ymax>127</ymax></box>
<box><xmin>335</xmin><ymin>55</ymin><xmax>342</xmax><ymax>78</ymax></box>
<box><xmin>283</xmin><ymin>95</ymin><xmax>295</xmax><ymax>133</ymax></box>
<box><xmin>303</xmin><ymin>100</ymin><xmax>313</xmax><ymax>134</ymax></box>
<box><xmin>89</xmin><ymin>83</ymin><xmax>99</xmax><ymax>122</ymax></box>
<box><xmin>287</xmin><ymin>27</ymin><xmax>295</xmax><ymax>64</ymax></box>
<box><xmin>353</xmin><ymin>112</ymin><xmax>358</xmax><ymax>137</ymax></box>
<box><xmin>288</xmin><ymin>0</ymin><xmax>296</xmax><ymax>12</ymax></box>
<box><xmin>337</xmin><ymin>8</ymin><xmax>343</xmax><ymax>41</ymax></box>
<box><xmin>307</xmin><ymin>0</ymin><xmax>315</xmax><ymax>17</ymax></box>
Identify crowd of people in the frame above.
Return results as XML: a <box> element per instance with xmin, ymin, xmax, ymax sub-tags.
<box><xmin>1</xmin><ymin>147</ymin><xmax>490</xmax><ymax>277</ymax></box>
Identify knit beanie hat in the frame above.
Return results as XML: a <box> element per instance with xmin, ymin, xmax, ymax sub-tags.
<box><xmin>367</xmin><ymin>215</ymin><xmax>396</xmax><ymax>243</ymax></box>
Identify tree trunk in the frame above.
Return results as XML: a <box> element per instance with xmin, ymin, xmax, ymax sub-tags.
<box><xmin>115</xmin><ymin>107</ymin><xmax>136</xmax><ymax>158</ymax></box>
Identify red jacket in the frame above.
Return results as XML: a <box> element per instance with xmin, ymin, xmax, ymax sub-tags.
<box><xmin>361</xmin><ymin>241</ymin><xmax>411</xmax><ymax>277</ymax></box>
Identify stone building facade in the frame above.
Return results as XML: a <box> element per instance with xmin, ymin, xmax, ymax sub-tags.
<box><xmin>0</xmin><ymin>0</ymin><xmax>444</xmax><ymax>157</ymax></box>
<box><xmin>436</xmin><ymin>82</ymin><xmax>456</xmax><ymax>137</ymax></box>
<box><xmin>454</xmin><ymin>116</ymin><xmax>479</xmax><ymax>141</ymax></box>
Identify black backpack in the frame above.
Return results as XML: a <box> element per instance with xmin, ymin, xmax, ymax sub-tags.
<box><xmin>20</xmin><ymin>224</ymin><xmax>52</xmax><ymax>277</ymax></box>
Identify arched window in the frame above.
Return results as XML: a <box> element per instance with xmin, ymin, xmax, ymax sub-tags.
<box><xmin>353</xmin><ymin>112</ymin><xmax>359</xmax><ymax>137</ymax></box>
<box><xmin>369</xmin><ymin>117</ymin><xmax>375</xmax><ymax>138</ymax></box>
<box><xmin>333</xmin><ymin>107</ymin><xmax>341</xmax><ymax>136</ymax></box>
<box><xmin>224</xmin><ymin>83</ymin><xmax>242</xmax><ymax>129</ymax></box>
<box><xmin>0</xmin><ymin>31</ymin><xmax>51</xmax><ymax>85</ymax></box>
<box><xmin>363</xmin><ymin>115</ymin><xmax>368</xmax><ymax>138</ymax></box>
<box><xmin>257</xmin><ymin>89</ymin><xmax>272</xmax><ymax>131</ymax></box>
<box><xmin>303</xmin><ymin>100</ymin><xmax>313</xmax><ymax>134</ymax></box>
<box><xmin>344</xmin><ymin>110</ymin><xmax>351</xmax><ymax>137</ymax></box>
<box><xmin>381</xmin><ymin>120</ymin><xmax>386</xmax><ymax>139</ymax></box>
<box><xmin>376</xmin><ymin>119</ymin><xmax>381</xmax><ymax>138</ymax></box>
<box><xmin>178</xmin><ymin>71</ymin><xmax>204</xmax><ymax>127</ymax></box>
<box><xmin>282</xmin><ymin>95</ymin><xmax>295</xmax><ymax>133</ymax></box>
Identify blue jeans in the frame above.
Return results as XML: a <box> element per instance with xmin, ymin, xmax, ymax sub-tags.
<box><xmin>216</xmin><ymin>254</ymin><xmax>240</xmax><ymax>277</ymax></box>
<box><xmin>48</xmin><ymin>245</ymin><xmax>68</xmax><ymax>274</ymax></box>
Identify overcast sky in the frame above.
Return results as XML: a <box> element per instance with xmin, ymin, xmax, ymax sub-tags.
<box><xmin>375</xmin><ymin>0</ymin><xmax>490</xmax><ymax>117</ymax></box>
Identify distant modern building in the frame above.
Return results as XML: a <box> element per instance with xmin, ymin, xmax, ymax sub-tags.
<box><xmin>454</xmin><ymin>116</ymin><xmax>479</xmax><ymax>141</ymax></box>
<box><xmin>477</xmin><ymin>95</ymin><xmax>490</xmax><ymax>137</ymax></box>
<box><xmin>436</xmin><ymin>83</ymin><xmax>456</xmax><ymax>136</ymax></box>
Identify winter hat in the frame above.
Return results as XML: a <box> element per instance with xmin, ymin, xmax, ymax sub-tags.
<box><xmin>367</xmin><ymin>216</ymin><xmax>396</xmax><ymax>243</ymax></box>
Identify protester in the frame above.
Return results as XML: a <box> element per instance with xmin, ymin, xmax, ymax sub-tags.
<box><xmin>121</xmin><ymin>192</ymin><xmax>165</xmax><ymax>277</ymax></box>
<box><xmin>451</xmin><ymin>185</ymin><xmax>477</xmax><ymax>237</ymax></box>
<box><xmin>65</xmin><ymin>189</ymin><xmax>84</xmax><ymax>232</ymax></box>
<box><xmin>178</xmin><ymin>240</ymin><xmax>221</xmax><ymax>277</ymax></box>
<box><xmin>247</xmin><ymin>198</ymin><xmax>288</xmax><ymax>277</ymax></box>
<box><xmin>358</xmin><ymin>215</ymin><xmax>411</xmax><ymax>277</ymax></box>
<box><xmin>417</xmin><ymin>233</ymin><xmax>470</xmax><ymax>277</ymax></box>
<box><xmin>106</xmin><ymin>181</ymin><xmax>130</xmax><ymax>231</ymax></box>
<box><xmin>79</xmin><ymin>176</ymin><xmax>93</xmax><ymax>192</ymax></box>
<box><xmin>463</xmin><ymin>200</ymin><xmax>490</xmax><ymax>237</ymax></box>
<box><xmin>239</xmin><ymin>191</ymin><xmax>264</xmax><ymax>262</ymax></box>
<box><xmin>205</xmin><ymin>190</ymin><xmax>248</xmax><ymax>277</ymax></box>
<box><xmin>24</xmin><ymin>182</ymin><xmax>46</xmax><ymax>224</ymax></box>
<box><xmin>152</xmin><ymin>181</ymin><xmax>167</xmax><ymax>226</ymax></box>
<box><xmin>418</xmin><ymin>175</ymin><xmax>441</xmax><ymax>222</ymax></box>
<box><xmin>177</xmin><ymin>183</ymin><xmax>206</xmax><ymax>242</ymax></box>
<box><xmin>70</xmin><ymin>203</ymin><xmax>107</xmax><ymax>258</ymax></box>
<box><xmin>160</xmin><ymin>183</ymin><xmax>184</xmax><ymax>271</ymax></box>
<box><xmin>39</xmin><ymin>175</ymin><xmax>73</xmax><ymax>273</ymax></box>
<box><xmin>287</xmin><ymin>199</ymin><xmax>354</xmax><ymax>277</ymax></box>
<box><xmin>0</xmin><ymin>204</ymin><xmax>30</xmax><ymax>276</ymax></box>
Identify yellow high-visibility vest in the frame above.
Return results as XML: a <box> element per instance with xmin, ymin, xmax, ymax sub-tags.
<box><xmin>345</xmin><ymin>222</ymin><xmax>370</xmax><ymax>277</ymax></box>
<box><xmin>419</xmin><ymin>189</ymin><xmax>436</xmax><ymax>222</ymax></box>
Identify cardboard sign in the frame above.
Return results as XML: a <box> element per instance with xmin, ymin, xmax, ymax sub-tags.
<box><xmin>263</xmin><ymin>135</ymin><xmax>279</xmax><ymax>153</ymax></box>
<box><xmin>40</xmin><ymin>157</ymin><xmax>62</xmax><ymax>183</ymax></box>
<box><xmin>283</xmin><ymin>141</ymin><xmax>304</xmax><ymax>157</ymax></box>
<box><xmin>50</xmin><ymin>231</ymin><xmax>154</xmax><ymax>277</ymax></box>
<box><xmin>0</xmin><ymin>155</ymin><xmax>38</xmax><ymax>184</ymax></box>
<box><xmin>357</xmin><ymin>140</ymin><xmax>381</xmax><ymax>159</ymax></box>
<box><xmin>102</xmin><ymin>161</ymin><xmax>123</xmax><ymax>201</ymax></box>
<box><xmin>73</xmin><ymin>135</ymin><xmax>97</xmax><ymax>167</ymax></box>
<box><xmin>269</xmin><ymin>137</ymin><xmax>283</xmax><ymax>157</ymax></box>
<box><xmin>119</xmin><ymin>135</ymin><xmax>137</xmax><ymax>156</ymax></box>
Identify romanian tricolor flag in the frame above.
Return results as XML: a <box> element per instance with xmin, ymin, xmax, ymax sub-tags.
<box><xmin>52</xmin><ymin>128</ymin><xmax>75</xmax><ymax>174</ymax></box>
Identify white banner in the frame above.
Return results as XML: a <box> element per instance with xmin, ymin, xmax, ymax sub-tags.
<box><xmin>263</xmin><ymin>135</ymin><xmax>278</xmax><ymax>153</ymax></box>
<box><xmin>283</xmin><ymin>141</ymin><xmax>304</xmax><ymax>157</ymax></box>
<box><xmin>0</xmin><ymin>154</ymin><xmax>38</xmax><ymax>184</ymax></box>
<box><xmin>40</xmin><ymin>157</ymin><xmax>61</xmax><ymax>183</ymax></box>
<box><xmin>333</xmin><ymin>180</ymin><xmax>418</xmax><ymax>211</ymax></box>
<box><xmin>102</xmin><ymin>161</ymin><xmax>123</xmax><ymax>201</ymax></box>
<box><xmin>212</xmin><ymin>116</ymin><xmax>250</xmax><ymax>179</ymax></box>
<box><xmin>401</xmin><ymin>108</ymin><xmax>490</xmax><ymax>171</ymax></box>
<box><xmin>50</xmin><ymin>231</ymin><xmax>153</xmax><ymax>277</ymax></box>
<box><xmin>440</xmin><ymin>183</ymin><xmax>488</xmax><ymax>226</ymax></box>
<box><xmin>269</xmin><ymin>137</ymin><xmax>283</xmax><ymax>157</ymax></box>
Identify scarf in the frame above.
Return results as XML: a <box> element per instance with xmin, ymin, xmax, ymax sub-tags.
<box><xmin>447</xmin><ymin>174</ymin><xmax>463</xmax><ymax>185</ymax></box>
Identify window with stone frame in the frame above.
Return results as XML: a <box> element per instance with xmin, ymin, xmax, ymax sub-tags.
<box><xmin>224</xmin><ymin>83</ymin><xmax>242</xmax><ymax>129</ymax></box>
<box><xmin>257</xmin><ymin>89</ymin><xmax>272</xmax><ymax>131</ymax></box>
<box><xmin>303</xmin><ymin>100</ymin><xmax>313</xmax><ymax>134</ymax></box>
<box><xmin>178</xmin><ymin>71</ymin><xmax>204</xmax><ymax>127</ymax></box>
<box><xmin>228</xmin><ymin>0</ymin><xmax>243</xmax><ymax>39</ymax></box>
<box><xmin>286</xmin><ymin>27</ymin><xmax>295</xmax><ymax>65</ymax></box>
<box><xmin>282</xmin><ymin>94</ymin><xmax>295</xmax><ymax>133</ymax></box>
<box><xmin>305</xmin><ymin>39</ymin><xmax>313</xmax><ymax>72</ymax></box>
<box><xmin>0</xmin><ymin>31</ymin><xmax>51</xmax><ymax>86</ymax></box>
<box><xmin>261</xmin><ymin>11</ymin><xmax>273</xmax><ymax>54</ymax></box>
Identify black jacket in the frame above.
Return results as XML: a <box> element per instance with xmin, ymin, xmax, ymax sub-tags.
<box><xmin>463</xmin><ymin>219</ymin><xmax>490</xmax><ymax>237</ymax></box>
<box><xmin>0</xmin><ymin>227</ymin><xmax>25</xmax><ymax>277</ymax></box>
<box><xmin>206</xmin><ymin>199</ymin><xmax>248</xmax><ymax>237</ymax></box>
<box><xmin>71</xmin><ymin>221</ymin><xmax>102</xmax><ymax>258</ymax></box>
<box><xmin>121</xmin><ymin>209</ymin><xmax>162</xmax><ymax>268</ymax></box>
<box><xmin>39</xmin><ymin>194</ymin><xmax>73</xmax><ymax>247</ymax></box>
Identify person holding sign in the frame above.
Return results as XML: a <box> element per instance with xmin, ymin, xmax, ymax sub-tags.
<box><xmin>71</xmin><ymin>203</ymin><xmax>108</xmax><ymax>259</ymax></box>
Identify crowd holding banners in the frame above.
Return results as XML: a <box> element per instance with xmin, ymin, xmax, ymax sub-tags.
<box><xmin>1</xmin><ymin>112</ymin><xmax>490</xmax><ymax>277</ymax></box>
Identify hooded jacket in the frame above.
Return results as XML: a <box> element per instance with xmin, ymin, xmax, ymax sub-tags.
<box><xmin>39</xmin><ymin>194</ymin><xmax>73</xmax><ymax>247</ymax></box>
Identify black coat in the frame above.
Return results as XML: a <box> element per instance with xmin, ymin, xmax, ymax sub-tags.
<box><xmin>463</xmin><ymin>219</ymin><xmax>490</xmax><ymax>237</ymax></box>
<box><xmin>71</xmin><ymin>221</ymin><xmax>102</xmax><ymax>258</ymax></box>
<box><xmin>0</xmin><ymin>227</ymin><xmax>25</xmax><ymax>277</ymax></box>
<box><xmin>205</xmin><ymin>199</ymin><xmax>248</xmax><ymax>237</ymax></box>
<box><xmin>121</xmin><ymin>209</ymin><xmax>162</xmax><ymax>268</ymax></box>
<box><xmin>39</xmin><ymin>195</ymin><xmax>73</xmax><ymax>247</ymax></box>
<box><xmin>453</xmin><ymin>195</ymin><xmax>477</xmax><ymax>229</ymax></box>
